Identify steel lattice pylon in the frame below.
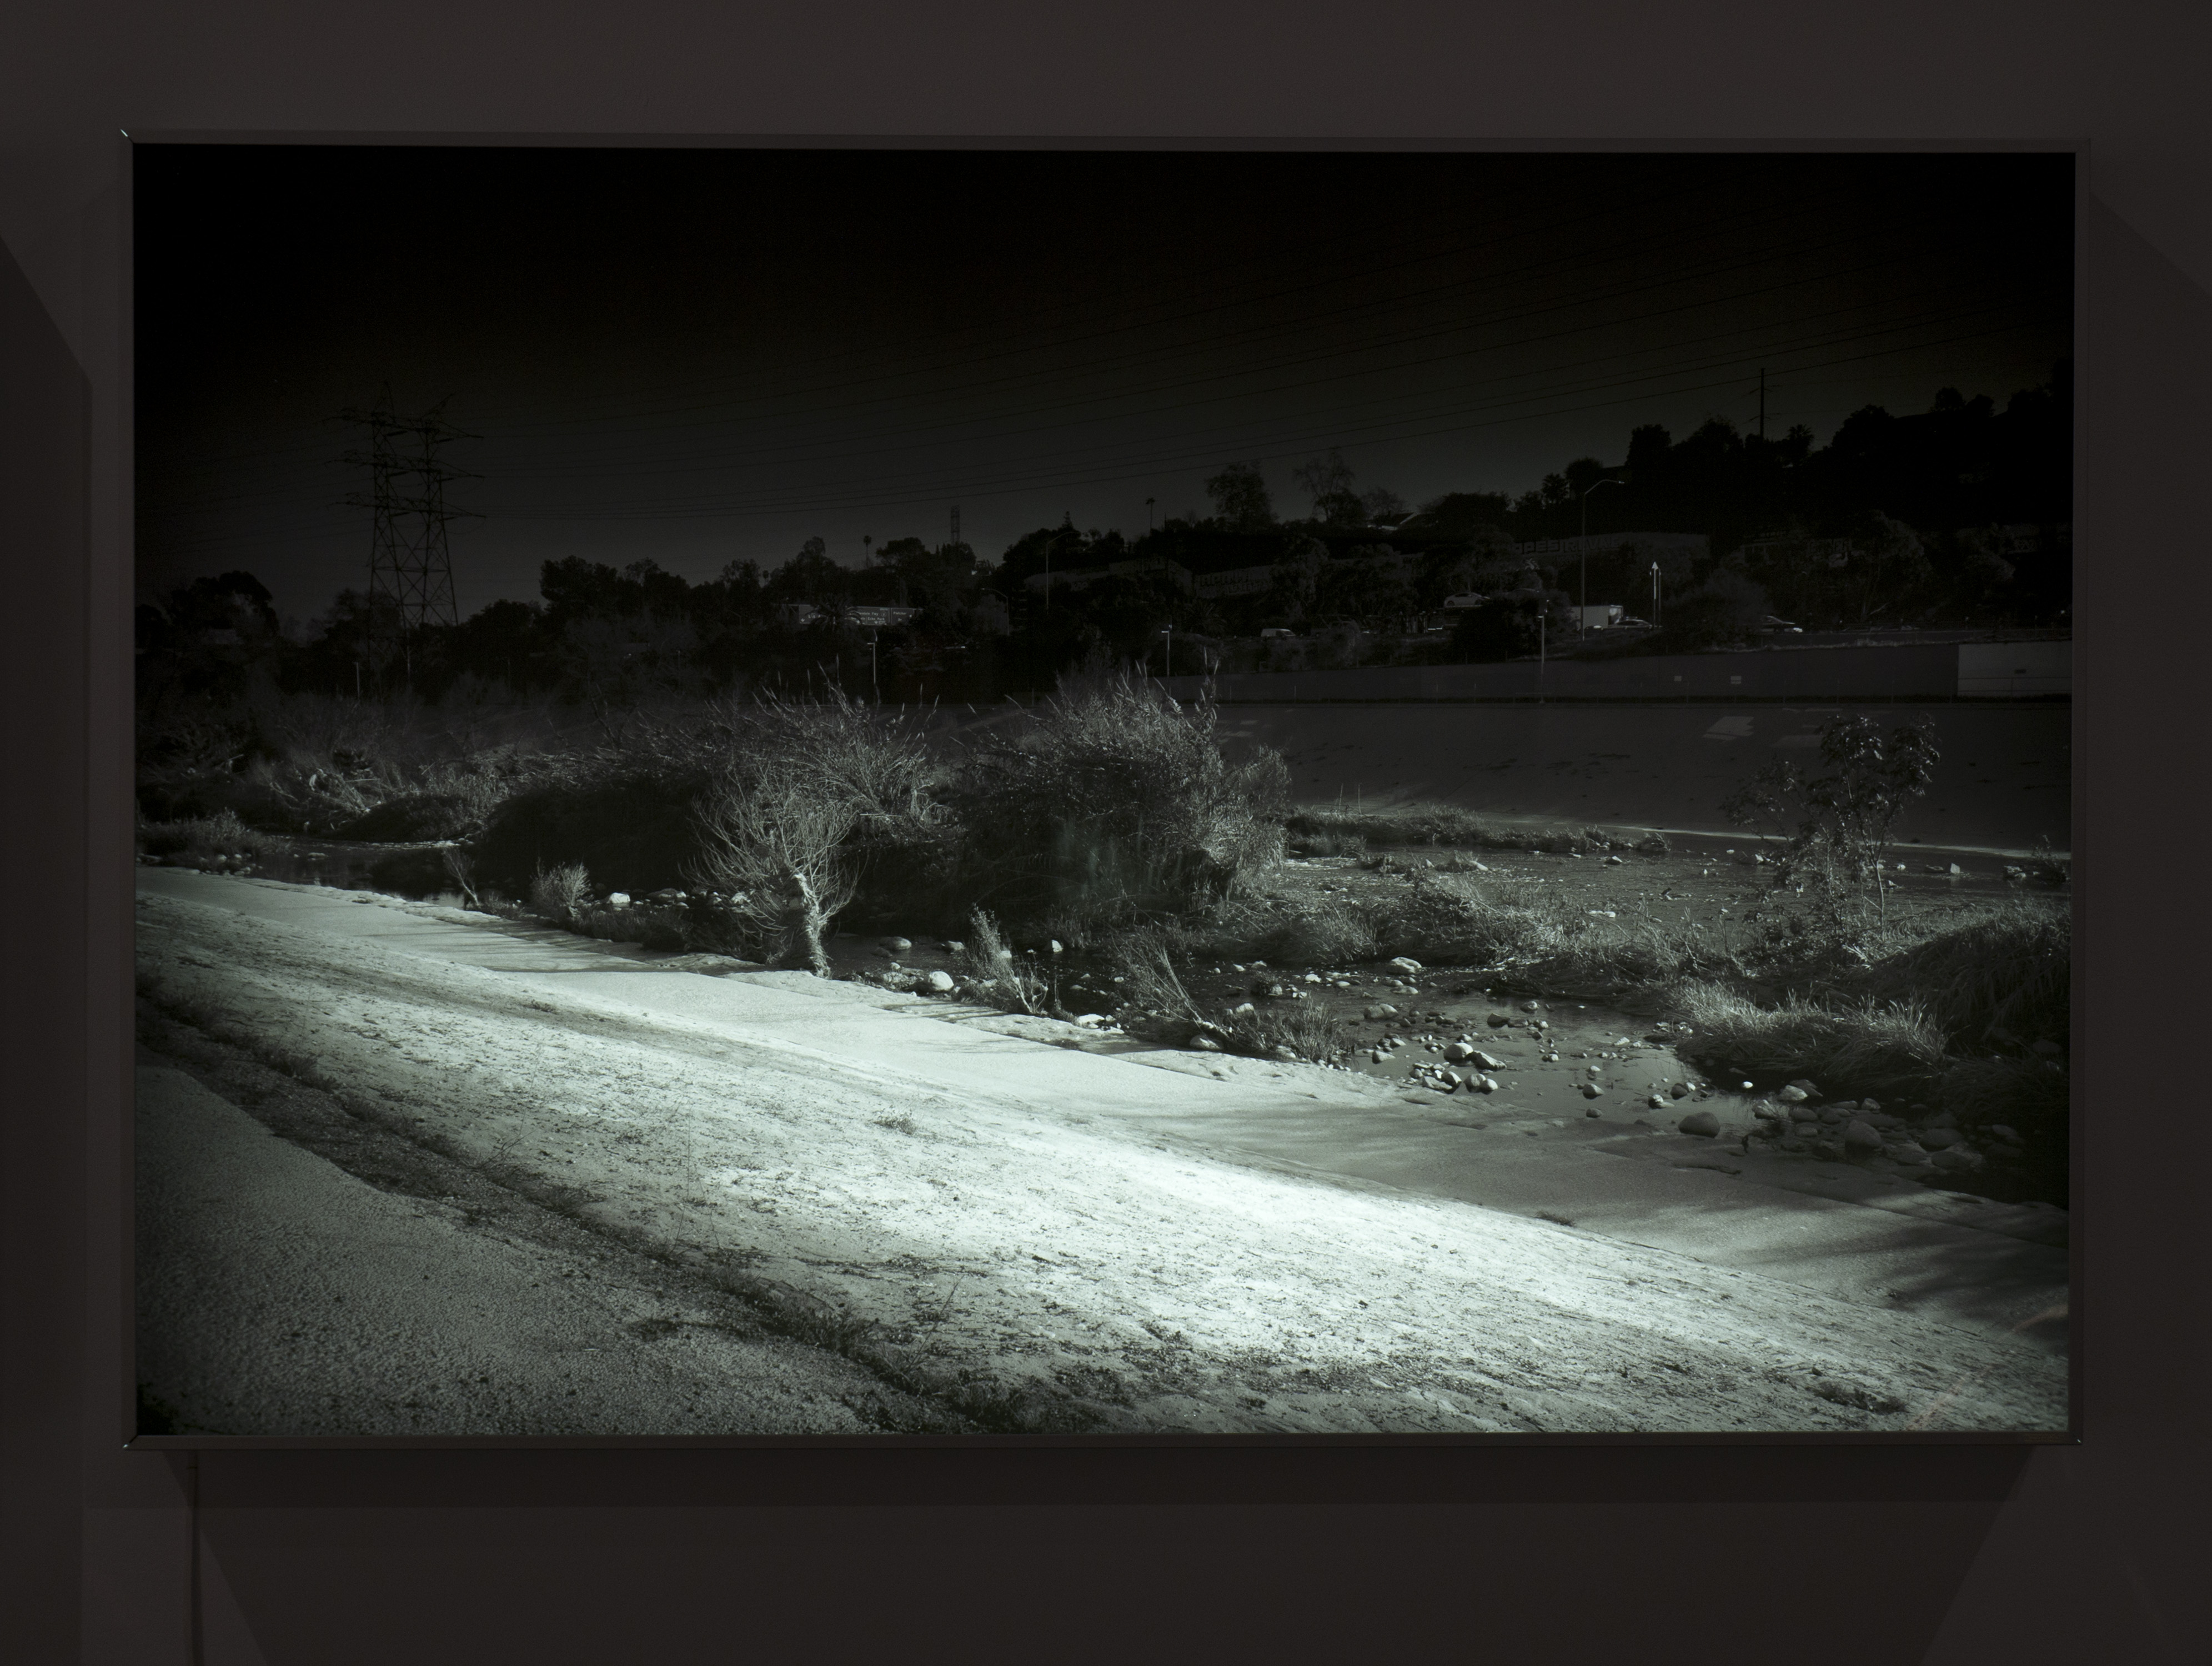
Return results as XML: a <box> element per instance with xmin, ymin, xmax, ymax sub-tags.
<box><xmin>341</xmin><ymin>388</ymin><xmax>478</xmax><ymax>686</ymax></box>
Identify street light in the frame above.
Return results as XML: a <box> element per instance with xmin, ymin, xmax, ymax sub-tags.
<box><xmin>1649</xmin><ymin>560</ymin><xmax>1662</xmax><ymax>630</ymax></box>
<box><xmin>1579</xmin><ymin>476</ymin><xmax>1625</xmax><ymax>644</ymax></box>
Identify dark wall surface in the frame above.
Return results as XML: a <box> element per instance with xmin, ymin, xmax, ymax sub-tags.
<box><xmin>6</xmin><ymin>5</ymin><xmax>2209</xmax><ymax>1664</ymax></box>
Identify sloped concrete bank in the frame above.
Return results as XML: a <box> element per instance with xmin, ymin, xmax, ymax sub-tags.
<box><xmin>133</xmin><ymin>871</ymin><xmax>2068</xmax><ymax>1436</ymax></box>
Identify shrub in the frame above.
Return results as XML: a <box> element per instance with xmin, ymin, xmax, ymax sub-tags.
<box><xmin>957</xmin><ymin>907</ymin><xmax>1046</xmax><ymax>1013</ymax></box>
<box><xmin>137</xmin><ymin>808</ymin><xmax>287</xmax><ymax>864</ymax></box>
<box><xmin>684</xmin><ymin>693</ymin><xmax>949</xmax><ymax>975</ymax></box>
<box><xmin>1449</xmin><ymin>591</ymin><xmax>1571</xmax><ymax>662</ymax></box>
<box><xmin>1722</xmin><ymin>715</ymin><xmax>1939</xmax><ymax>916</ymax></box>
<box><xmin>1217</xmin><ymin>997</ymin><xmax>1346</xmax><ymax>1064</ymax></box>
<box><xmin>1647</xmin><ymin>569</ymin><xmax>1769</xmax><ymax>651</ymax></box>
<box><xmin>1183</xmin><ymin>894</ymin><xmax>1376</xmax><ymax>968</ymax></box>
<box><xmin>951</xmin><ymin>676</ymin><xmax>1286</xmax><ymax>926</ymax></box>
<box><xmin>474</xmin><ymin>767</ymin><xmax>708</xmax><ymax>899</ymax></box>
<box><xmin>528</xmin><ymin>862</ymin><xmax>593</xmax><ymax>922</ymax></box>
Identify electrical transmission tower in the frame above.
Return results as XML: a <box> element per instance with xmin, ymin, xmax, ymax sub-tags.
<box><xmin>340</xmin><ymin>388</ymin><xmax>478</xmax><ymax>689</ymax></box>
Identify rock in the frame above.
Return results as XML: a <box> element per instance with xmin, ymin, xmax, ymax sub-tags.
<box><xmin>1812</xmin><ymin>1140</ymin><xmax>1844</xmax><ymax>1160</ymax></box>
<box><xmin>1949</xmin><ymin>864</ymin><xmax>1963</xmax><ymax>876</ymax></box>
<box><xmin>1192</xmin><ymin>1035</ymin><xmax>1223</xmax><ymax>1052</ymax></box>
<box><xmin>926</xmin><ymin>970</ymin><xmax>956</xmax><ymax>993</ymax></box>
<box><xmin>1389</xmin><ymin>957</ymin><xmax>1424</xmax><ymax>973</ymax></box>
<box><xmin>1988</xmin><ymin>1125</ymin><xmax>2024</xmax><ymax>1145</ymax></box>
<box><xmin>1649</xmin><ymin>1095</ymin><xmax>1669</xmax><ymax>1110</ymax></box>
<box><xmin>1231</xmin><ymin>1002</ymin><xmax>1257</xmax><ymax>1018</ymax></box>
<box><xmin>1581</xmin><ymin>1084</ymin><xmax>1600</xmax><ymax>1099</ymax></box>
<box><xmin>1931</xmin><ymin>1147</ymin><xmax>1980</xmax><ymax>1172</ymax></box>
<box><xmin>1860</xmin><ymin>1097</ymin><xmax>1882</xmax><ymax>1113</ymax></box>
<box><xmin>1887</xmin><ymin>1142</ymin><xmax>1929</xmax><ymax>1164</ymax></box>
<box><xmin>1817</xmin><ymin>1107</ymin><xmax>1848</xmax><ymax>1126</ymax></box>
<box><xmin>1465</xmin><ymin>1051</ymin><xmax>1504</xmax><ymax>1071</ymax></box>
<box><xmin>1479</xmin><ymin>1076</ymin><xmax>1500</xmax><ymax>1092</ymax></box>
<box><xmin>881</xmin><ymin>936</ymin><xmax>913</xmax><ymax>954</ymax></box>
<box><xmin>1074</xmin><ymin>1012</ymin><xmax>1106</xmax><ymax>1027</ymax></box>
<box><xmin>1669</xmin><ymin>1082</ymin><xmax>1692</xmax><ymax>1099</ymax></box>
<box><xmin>1679</xmin><ymin>1110</ymin><xmax>1721</xmax><ymax>1137</ymax></box>
<box><xmin>1363</xmin><ymin>1003</ymin><xmax>1400</xmax><ymax>1021</ymax></box>
<box><xmin>1486</xmin><ymin>1013</ymin><xmax>1511</xmax><ymax>1028</ymax></box>
<box><xmin>1778</xmin><ymin>1085</ymin><xmax>1810</xmax><ymax>1104</ymax></box>
<box><xmin>1521</xmin><ymin>1000</ymin><xmax>1542</xmax><ymax>1013</ymax></box>
<box><xmin>1587</xmin><ymin>1106</ymin><xmax>1604</xmax><ymax>1117</ymax></box>
<box><xmin>1272</xmin><ymin>1045</ymin><xmax>1299</xmax><ymax>1062</ymax></box>
<box><xmin>1603</xmin><ymin>855</ymin><xmax>1624</xmax><ymax>865</ymax></box>
<box><xmin>1918</xmin><ymin>1127</ymin><xmax>1960</xmax><ymax>1150</ymax></box>
<box><xmin>1444</xmin><ymin>1041</ymin><xmax>1474</xmax><ymax>1062</ymax></box>
<box><xmin>1787</xmin><ymin>1078</ymin><xmax>1820</xmax><ymax>1095</ymax></box>
<box><xmin>607</xmin><ymin>892</ymin><xmax>631</xmax><ymax>907</ymax></box>
<box><xmin>1585</xmin><ymin>1063</ymin><xmax>1602</xmax><ymax>1077</ymax></box>
<box><xmin>1843</xmin><ymin>1120</ymin><xmax>1884</xmax><ymax>1153</ymax></box>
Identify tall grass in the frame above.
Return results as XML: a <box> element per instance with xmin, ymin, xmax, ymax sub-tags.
<box><xmin>1860</xmin><ymin>903</ymin><xmax>2069</xmax><ymax>1047</ymax></box>
<box><xmin>1673</xmin><ymin>987</ymin><xmax>1952</xmax><ymax>1094</ymax></box>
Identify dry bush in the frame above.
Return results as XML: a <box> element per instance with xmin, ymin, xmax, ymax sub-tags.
<box><xmin>528</xmin><ymin>862</ymin><xmax>593</xmax><ymax>922</ymax></box>
<box><xmin>956</xmin><ymin>907</ymin><xmax>1046</xmax><ymax>1013</ymax></box>
<box><xmin>952</xmin><ymin>676</ymin><xmax>1286</xmax><ymax>927</ymax></box>
<box><xmin>686</xmin><ymin>692</ymin><xmax>952</xmax><ymax>964</ymax></box>
<box><xmin>136</xmin><ymin>809</ymin><xmax>287</xmax><ymax>865</ymax></box>
<box><xmin>1188</xmin><ymin>894</ymin><xmax>1376</xmax><ymax>968</ymax></box>
<box><xmin>688</xmin><ymin>779</ymin><xmax>861</xmax><ymax>976</ymax></box>
<box><xmin>1216</xmin><ymin>997</ymin><xmax>1347</xmax><ymax>1064</ymax></box>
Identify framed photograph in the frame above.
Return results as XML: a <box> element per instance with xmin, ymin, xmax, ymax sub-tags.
<box><xmin>129</xmin><ymin>140</ymin><xmax>2074</xmax><ymax>1443</ymax></box>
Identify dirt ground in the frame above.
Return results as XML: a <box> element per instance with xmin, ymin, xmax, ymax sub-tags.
<box><xmin>134</xmin><ymin>872</ymin><xmax>2068</xmax><ymax>1437</ymax></box>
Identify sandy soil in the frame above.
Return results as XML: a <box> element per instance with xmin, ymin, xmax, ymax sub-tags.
<box><xmin>135</xmin><ymin>877</ymin><xmax>2066</xmax><ymax>1436</ymax></box>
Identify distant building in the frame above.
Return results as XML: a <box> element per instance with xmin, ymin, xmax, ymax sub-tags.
<box><xmin>1022</xmin><ymin>565</ymin><xmax>1107</xmax><ymax>596</ymax></box>
<box><xmin>1574</xmin><ymin>604</ymin><xmax>1626</xmax><ymax>631</ymax></box>
<box><xmin>1108</xmin><ymin>554</ymin><xmax>1194</xmax><ymax>593</ymax></box>
<box><xmin>1194</xmin><ymin>564</ymin><xmax>1278</xmax><ymax>600</ymax></box>
<box><xmin>1513</xmin><ymin>531</ymin><xmax>1709</xmax><ymax>561</ymax></box>
<box><xmin>847</xmin><ymin>605</ymin><xmax>919</xmax><ymax>629</ymax></box>
<box><xmin>1736</xmin><ymin>536</ymin><xmax>1857</xmax><ymax>568</ymax></box>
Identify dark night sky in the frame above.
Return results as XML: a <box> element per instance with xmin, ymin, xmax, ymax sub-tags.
<box><xmin>134</xmin><ymin>145</ymin><xmax>2073</xmax><ymax>621</ymax></box>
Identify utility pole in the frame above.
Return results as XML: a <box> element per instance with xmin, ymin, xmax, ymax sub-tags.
<box><xmin>1145</xmin><ymin>497</ymin><xmax>1156</xmax><ymax>533</ymax></box>
<box><xmin>1758</xmin><ymin>368</ymin><xmax>1768</xmax><ymax>441</ymax></box>
<box><xmin>949</xmin><ymin>506</ymin><xmax>961</xmax><ymax>548</ymax></box>
<box><xmin>342</xmin><ymin>387</ymin><xmax>477</xmax><ymax>695</ymax></box>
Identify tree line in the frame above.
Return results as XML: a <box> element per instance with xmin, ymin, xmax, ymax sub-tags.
<box><xmin>137</xmin><ymin>363</ymin><xmax>2071</xmax><ymax>715</ymax></box>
